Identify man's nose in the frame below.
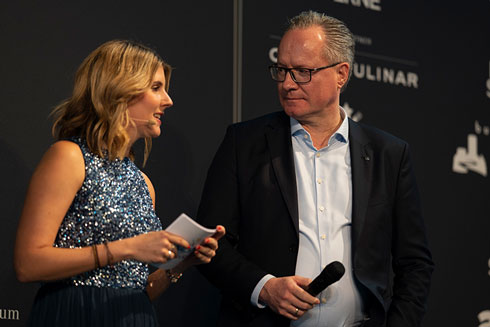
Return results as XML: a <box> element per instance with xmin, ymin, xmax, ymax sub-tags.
<box><xmin>281</xmin><ymin>70</ymin><xmax>298</xmax><ymax>90</ymax></box>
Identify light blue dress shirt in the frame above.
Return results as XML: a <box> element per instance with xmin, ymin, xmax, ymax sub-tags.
<box><xmin>251</xmin><ymin>108</ymin><xmax>365</xmax><ymax>327</ymax></box>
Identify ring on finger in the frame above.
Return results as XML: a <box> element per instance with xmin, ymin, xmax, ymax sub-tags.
<box><xmin>294</xmin><ymin>307</ymin><xmax>299</xmax><ymax>316</ymax></box>
<box><xmin>168</xmin><ymin>250</ymin><xmax>173</xmax><ymax>257</ymax></box>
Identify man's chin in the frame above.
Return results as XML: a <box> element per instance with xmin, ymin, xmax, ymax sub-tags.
<box><xmin>283</xmin><ymin>106</ymin><xmax>307</xmax><ymax>119</ymax></box>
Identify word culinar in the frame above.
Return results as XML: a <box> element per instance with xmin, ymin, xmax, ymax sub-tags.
<box><xmin>352</xmin><ymin>62</ymin><xmax>419</xmax><ymax>88</ymax></box>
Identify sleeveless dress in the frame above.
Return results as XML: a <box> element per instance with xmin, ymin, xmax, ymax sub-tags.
<box><xmin>28</xmin><ymin>138</ymin><xmax>163</xmax><ymax>327</ymax></box>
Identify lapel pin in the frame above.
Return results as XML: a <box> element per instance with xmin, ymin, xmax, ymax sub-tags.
<box><xmin>363</xmin><ymin>155</ymin><xmax>370</xmax><ymax>161</ymax></box>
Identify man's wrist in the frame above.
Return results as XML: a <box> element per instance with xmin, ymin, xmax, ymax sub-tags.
<box><xmin>251</xmin><ymin>274</ymin><xmax>275</xmax><ymax>308</ymax></box>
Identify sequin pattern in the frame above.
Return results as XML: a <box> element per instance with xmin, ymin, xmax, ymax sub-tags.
<box><xmin>54</xmin><ymin>138</ymin><xmax>162</xmax><ymax>289</ymax></box>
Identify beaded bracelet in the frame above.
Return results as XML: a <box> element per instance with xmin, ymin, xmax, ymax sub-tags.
<box><xmin>92</xmin><ymin>244</ymin><xmax>100</xmax><ymax>269</ymax></box>
<box><xmin>103</xmin><ymin>241</ymin><xmax>114</xmax><ymax>267</ymax></box>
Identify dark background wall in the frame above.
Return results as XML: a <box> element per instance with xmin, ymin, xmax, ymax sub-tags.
<box><xmin>1</xmin><ymin>1</ymin><xmax>488</xmax><ymax>326</ymax></box>
<box><xmin>0</xmin><ymin>1</ymin><xmax>232</xmax><ymax>325</ymax></box>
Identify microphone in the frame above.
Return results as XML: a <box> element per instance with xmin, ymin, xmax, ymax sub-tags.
<box><xmin>305</xmin><ymin>261</ymin><xmax>345</xmax><ymax>296</ymax></box>
<box><xmin>130</xmin><ymin>118</ymin><xmax>157</xmax><ymax>126</ymax></box>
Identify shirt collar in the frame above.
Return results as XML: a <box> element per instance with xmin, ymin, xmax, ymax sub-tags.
<box><xmin>290</xmin><ymin>106</ymin><xmax>349</xmax><ymax>144</ymax></box>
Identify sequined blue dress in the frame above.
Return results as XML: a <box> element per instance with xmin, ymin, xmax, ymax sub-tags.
<box><xmin>28</xmin><ymin>138</ymin><xmax>163</xmax><ymax>327</ymax></box>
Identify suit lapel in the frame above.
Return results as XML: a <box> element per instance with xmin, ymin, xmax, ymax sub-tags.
<box><xmin>263</xmin><ymin>115</ymin><xmax>372</xmax><ymax>241</ymax></box>
<box><xmin>265</xmin><ymin>113</ymin><xmax>299</xmax><ymax>235</ymax></box>
<box><xmin>349</xmin><ymin>119</ymin><xmax>373</xmax><ymax>255</ymax></box>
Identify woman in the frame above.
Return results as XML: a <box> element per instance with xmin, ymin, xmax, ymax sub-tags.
<box><xmin>13</xmin><ymin>40</ymin><xmax>225</xmax><ymax>326</ymax></box>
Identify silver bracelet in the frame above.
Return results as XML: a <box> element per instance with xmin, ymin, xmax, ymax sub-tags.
<box><xmin>166</xmin><ymin>269</ymin><xmax>183</xmax><ymax>283</ymax></box>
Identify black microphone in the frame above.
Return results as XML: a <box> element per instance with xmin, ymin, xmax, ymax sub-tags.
<box><xmin>130</xmin><ymin>118</ymin><xmax>157</xmax><ymax>126</ymax></box>
<box><xmin>305</xmin><ymin>261</ymin><xmax>345</xmax><ymax>296</ymax></box>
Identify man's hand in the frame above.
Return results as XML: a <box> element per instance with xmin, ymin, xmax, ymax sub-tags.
<box><xmin>259</xmin><ymin>276</ymin><xmax>320</xmax><ymax>320</ymax></box>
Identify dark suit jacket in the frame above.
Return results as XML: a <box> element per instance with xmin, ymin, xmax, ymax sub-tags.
<box><xmin>197</xmin><ymin>111</ymin><xmax>434</xmax><ymax>327</ymax></box>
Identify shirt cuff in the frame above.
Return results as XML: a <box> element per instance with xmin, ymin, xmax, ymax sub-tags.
<box><xmin>250</xmin><ymin>274</ymin><xmax>275</xmax><ymax>308</ymax></box>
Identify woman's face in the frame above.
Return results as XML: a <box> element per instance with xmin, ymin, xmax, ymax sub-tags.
<box><xmin>127</xmin><ymin>65</ymin><xmax>173</xmax><ymax>141</ymax></box>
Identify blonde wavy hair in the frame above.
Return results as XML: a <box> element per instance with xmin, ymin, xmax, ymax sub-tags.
<box><xmin>51</xmin><ymin>40</ymin><xmax>171</xmax><ymax>165</ymax></box>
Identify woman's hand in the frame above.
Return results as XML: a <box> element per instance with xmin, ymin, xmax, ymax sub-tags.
<box><xmin>191</xmin><ymin>225</ymin><xmax>225</xmax><ymax>265</ymax></box>
<box><xmin>145</xmin><ymin>225</ymin><xmax>225</xmax><ymax>301</ymax></box>
<box><xmin>121</xmin><ymin>230</ymin><xmax>191</xmax><ymax>264</ymax></box>
<box><xmin>175</xmin><ymin>225</ymin><xmax>225</xmax><ymax>270</ymax></box>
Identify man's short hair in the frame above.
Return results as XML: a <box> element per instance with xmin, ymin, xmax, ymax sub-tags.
<box><xmin>286</xmin><ymin>11</ymin><xmax>355</xmax><ymax>91</ymax></box>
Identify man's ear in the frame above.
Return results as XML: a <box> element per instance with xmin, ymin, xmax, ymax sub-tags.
<box><xmin>337</xmin><ymin>62</ymin><xmax>350</xmax><ymax>90</ymax></box>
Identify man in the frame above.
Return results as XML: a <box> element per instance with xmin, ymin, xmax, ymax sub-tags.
<box><xmin>197</xmin><ymin>11</ymin><xmax>433</xmax><ymax>327</ymax></box>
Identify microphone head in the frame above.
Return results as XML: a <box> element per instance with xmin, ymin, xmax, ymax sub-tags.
<box><xmin>306</xmin><ymin>261</ymin><xmax>345</xmax><ymax>296</ymax></box>
<box><xmin>130</xmin><ymin>117</ymin><xmax>158</xmax><ymax>126</ymax></box>
<box><xmin>320</xmin><ymin>261</ymin><xmax>345</xmax><ymax>283</ymax></box>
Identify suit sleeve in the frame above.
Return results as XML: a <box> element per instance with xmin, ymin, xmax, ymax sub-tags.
<box><xmin>387</xmin><ymin>143</ymin><xmax>434</xmax><ymax>327</ymax></box>
<box><xmin>196</xmin><ymin>125</ymin><xmax>269</xmax><ymax>305</ymax></box>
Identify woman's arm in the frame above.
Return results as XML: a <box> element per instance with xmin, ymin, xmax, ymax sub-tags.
<box><xmin>14</xmin><ymin>141</ymin><xmax>190</xmax><ymax>283</ymax></box>
<box><xmin>14</xmin><ymin>140</ymin><xmax>93</xmax><ymax>281</ymax></box>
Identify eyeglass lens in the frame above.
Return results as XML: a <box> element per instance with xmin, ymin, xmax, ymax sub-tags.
<box><xmin>271</xmin><ymin>67</ymin><xmax>310</xmax><ymax>83</ymax></box>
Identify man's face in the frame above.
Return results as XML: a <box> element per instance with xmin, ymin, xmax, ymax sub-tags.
<box><xmin>277</xmin><ymin>26</ymin><xmax>346</xmax><ymax>122</ymax></box>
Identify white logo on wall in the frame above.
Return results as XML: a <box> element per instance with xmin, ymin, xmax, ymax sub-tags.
<box><xmin>478</xmin><ymin>259</ymin><xmax>490</xmax><ymax>327</ymax></box>
<box><xmin>352</xmin><ymin>34</ymin><xmax>419</xmax><ymax>88</ymax></box>
<box><xmin>452</xmin><ymin>120</ymin><xmax>489</xmax><ymax>177</ymax></box>
<box><xmin>333</xmin><ymin>0</ymin><xmax>381</xmax><ymax>11</ymax></box>
<box><xmin>0</xmin><ymin>308</ymin><xmax>20</xmax><ymax>321</ymax></box>
<box><xmin>352</xmin><ymin>62</ymin><xmax>418</xmax><ymax>88</ymax></box>
<box><xmin>342</xmin><ymin>102</ymin><xmax>363</xmax><ymax>122</ymax></box>
<box><xmin>479</xmin><ymin>311</ymin><xmax>490</xmax><ymax>327</ymax></box>
<box><xmin>269</xmin><ymin>47</ymin><xmax>278</xmax><ymax>63</ymax></box>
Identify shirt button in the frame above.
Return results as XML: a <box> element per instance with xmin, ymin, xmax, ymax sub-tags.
<box><xmin>321</xmin><ymin>298</ymin><xmax>327</xmax><ymax>304</ymax></box>
<box><xmin>321</xmin><ymin>234</ymin><xmax>326</xmax><ymax>240</ymax></box>
<box><xmin>316</xmin><ymin>153</ymin><xmax>321</xmax><ymax>158</ymax></box>
<box><xmin>319</xmin><ymin>206</ymin><xmax>325</xmax><ymax>212</ymax></box>
<box><xmin>317</xmin><ymin>178</ymin><xmax>323</xmax><ymax>184</ymax></box>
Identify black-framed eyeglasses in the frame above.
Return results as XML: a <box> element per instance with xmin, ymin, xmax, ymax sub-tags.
<box><xmin>268</xmin><ymin>62</ymin><xmax>341</xmax><ymax>84</ymax></box>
